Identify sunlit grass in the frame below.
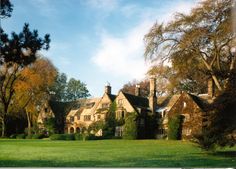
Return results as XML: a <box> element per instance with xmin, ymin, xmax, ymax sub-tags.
<box><xmin>0</xmin><ymin>139</ymin><xmax>235</xmax><ymax>167</ymax></box>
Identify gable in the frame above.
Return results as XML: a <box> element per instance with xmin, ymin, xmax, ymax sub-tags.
<box><xmin>168</xmin><ymin>92</ymin><xmax>205</xmax><ymax>118</ymax></box>
<box><xmin>95</xmin><ymin>93</ymin><xmax>114</xmax><ymax>112</ymax></box>
<box><xmin>115</xmin><ymin>92</ymin><xmax>136</xmax><ymax>113</ymax></box>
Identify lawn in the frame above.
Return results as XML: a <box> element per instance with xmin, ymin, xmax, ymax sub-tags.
<box><xmin>0</xmin><ymin>139</ymin><xmax>235</xmax><ymax>167</ymax></box>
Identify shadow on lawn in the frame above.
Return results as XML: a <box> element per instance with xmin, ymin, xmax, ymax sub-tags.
<box><xmin>213</xmin><ymin>151</ymin><xmax>236</xmax><ymax>157</ymax></box>
<box><xmin>0</xmin><ymin>155</ymin><xmax>235</xmax><ymax>167</ymax></box>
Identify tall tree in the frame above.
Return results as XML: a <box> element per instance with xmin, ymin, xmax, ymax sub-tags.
<box><xmin>66</xmin><ymin>78</ymin><xmax>90</xmax><ymax>101</ymax></box>
<box><xmin>49</xmin><ymin>73</ymin><xmax>67</xmax><ymax>101</ymax></box>
<box><xmin>144</xmin><ymin>0</ymin><xmax>235</xmax><ymax>92</ymax></box>
<box><xmin>0</xmin><ymin>0</ymin><xmax>13</xmax><ymax>18</ymax></box>
<box><xmin>0</xmin><ymin>24</ymin><xmax>50</xmax><ymax>137</ymax></box>
<box><xmin>13</xmin><ymin>58</ymin><xmax>57</xmax><ymax>136</ymax></box>
<box><xmin>122</xmin><ymin>79</ymin><xmax>149</xmax><ymax>97</ymax></box>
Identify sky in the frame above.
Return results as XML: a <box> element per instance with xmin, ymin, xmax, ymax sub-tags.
<box><xmin>2</xmin><ymin>0</ymin><xmax>199</xmax><ymax>97</ymax></box>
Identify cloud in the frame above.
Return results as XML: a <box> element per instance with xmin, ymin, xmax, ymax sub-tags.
<box><xmin>91</xmin><ymin>21</ymin><xmax>153</xmax><ymax>80</ymax></box>
<box><xmin>92</xmin><ymin>1</ymin><xmax>198</xmax><ymax>80</ymax></box>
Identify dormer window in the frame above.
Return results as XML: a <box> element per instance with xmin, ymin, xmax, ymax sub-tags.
<box><xmin>118</xmin><ymin>99</ymin><xmax>123</xmax><ymax>106</ymax></box>
<box><xmin>102</xmin><ymin>103</ymin><xmax>109</xmax><ymax>108</ymax></box>
<box><xmin>70</xmin><ymin>116</ymin><xmax>74</xmax><ymax>123</ymax></box>
<box><xmin>183</xmin><ymin>102</ymin><xmax>187</xmax><ymax>108</ymax></box>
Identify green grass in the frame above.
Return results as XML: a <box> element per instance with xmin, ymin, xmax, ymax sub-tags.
<box><xmin>0</xmin><ymin>139</ymin><xmax>235</xmax><ymax>167</ymax></box>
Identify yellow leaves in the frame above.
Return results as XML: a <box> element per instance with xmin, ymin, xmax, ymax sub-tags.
<box><xmin>13</xmin><ymin>57</ymin><xmax>57</xmax><ymax>113</ymax></box>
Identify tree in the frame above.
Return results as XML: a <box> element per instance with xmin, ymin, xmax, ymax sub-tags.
<box><xmin>50</xmin><ymin>74</ymin><xmax>90</xmax><ymax>102</ymax></box>
<box><xmin>196</xmin><ymin>69</ymin><xmax>236</xmax><ymax>150</ymax></box>
<box><xmin>102</xmin><ymin>102</ymin><xmax>117</xmax><ymax>138</ymax></box>
<box><xmin>144</xmin><ymin>0</ymin><xmax>235</xmax><ymax>93</ymax></box>
<box><xmin>0</xmin><ymin>0</ymin><xmax>13</xmax><ymax>18</ymax></box>
<box><xmin>49</xmin><ymin>73</ymin><xmax>67</xmax><ymax>101</ymax></box>
<box><xmin>147</xmin><ymin>64</ymin><xmax>207</xmax><ymax>95</ymax></box>
<box><xmin>167</xmin><ymin>115</ymin><xmax>183</xmax><ymax>140</ymax></box>
<box><xmin>122</xmin><ymin>79</ymin><xmax>149</xmax><ymax>97</ymax></box>
<box><xmin>13</xmin><ymin>58</ymin><xmax>57</xmax><ymax>136</ymax></box>
<box><xmin>123</xmin><ymin>113</ymin><xmax>137</xmax><ymax>140</ymax></box>
<box><xmin>0</xmin><ymin>24</ymin><xmax>50</xmax><ymax>137</ymax></box>
<box><xmin>66</xmin><ymin>78</ymin><xmax>90</xmax><ymax>101</ymax></box>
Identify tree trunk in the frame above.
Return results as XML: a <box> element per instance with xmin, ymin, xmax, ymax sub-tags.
<box><xmin>1</xmin><ymin>117</ymin><xmax>5</xmax><ymax>137</ymax></box>
<box><xmin>26</xmin><ymin>111</ymin><xmax>31</xmax><ymax>136</ymax></box>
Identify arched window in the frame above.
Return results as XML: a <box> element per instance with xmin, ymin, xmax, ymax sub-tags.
<box><xmin>76</xmin><ymin>127</ymin><xmax>80</xmax><ymax>133</ymax></box>
<box><xmin>70</xmin><ymin>127</ymin><xmax>74</xmax><ymax>134</ymax></box>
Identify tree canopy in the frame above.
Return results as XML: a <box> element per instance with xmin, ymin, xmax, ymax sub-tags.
<box><xmin>144</xmin><ymin>0</ymin><xmax>235</xmax><ymax>93</ymax></box>
<box><xmin>0</xmin><ymin>24</ymin><xmax>51</xmax><ymax>137</ymax></box>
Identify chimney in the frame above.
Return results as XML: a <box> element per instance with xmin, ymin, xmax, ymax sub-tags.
<box><xmin>208</xmin><ymin>78</ymin><xmax>214</xmax><ymax>98</ymax></box>
<box><xmin>135</xmin><ymin>84</ymin><xmax>141</xmax><ymax>96</ymax></box>
<box><xmin>149</xmin><ymin>76</ymin><xmax>157</xmax><ymax>114</ymax></box>
<box><xmin>105</xmin><ymin>82</ymin><xmax>111</xmax><ymax>95</ymax></box>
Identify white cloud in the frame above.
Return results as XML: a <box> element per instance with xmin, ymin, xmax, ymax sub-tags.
<box><xmin>91</xmin><ymin>21</ymin><xmax>153</xmax><ymax>80</ymax></box>
<box><xmin>91</xmin><ymin>1</ymin><xmax>198</xmax><ymax>80</ymax></box>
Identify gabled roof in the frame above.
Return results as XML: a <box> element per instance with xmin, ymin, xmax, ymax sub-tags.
<box><xmin>107</xmin><ymin>94</ymin><xmax>116</xmax><ymax>102</ymax></box>
<box><xmin>157</xmin><ymin>94</ymin><xmax>181</xmax><ymax>112</ymax></box>
<box><xmin>187</xmin><ymin>93</ymin><xmax>210</xmax><ymax>111</ymax></box>
<box><xmin>122</xmin><ymin>92</ymin><xmax>149</xmax><ymax>109</ymax></box>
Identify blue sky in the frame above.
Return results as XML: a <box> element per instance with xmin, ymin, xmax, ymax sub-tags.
<box><xmin>2</xmin><ymin>0</ymin><xmax>198</xmax><ymax>97</ymax></box>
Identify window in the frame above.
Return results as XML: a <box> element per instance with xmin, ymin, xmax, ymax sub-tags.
<box><xmin>182</xmin><ymin>128</ymin><xmax>191</xmax><ymax>136</ymax></box>
<box><xmin>97</xmin><ymin>115</ymin><xmax>101</xmax><ymax>120</ymax></box>
<box><xmin>77</xmin><ymin>115</ymin><xmax>80</xmax><ymax>120</ymax></box>
<box><xmin>115</xmin><ymin>126</ymin><xmax>123</xmax><ymax>137</ymax></box>
<box><xmin>121</xmin><ymin>111</ymin><xmax>125</xmax><ymax>118</ymax></box>
<box><xmin>45</xmin><ymin>108</ymin><xmax>48</xmax><ymax>112</ymax></box>
<box><xmin>70</xmin><ymin>116</ymin><xmax>74</xmax><ymax>123</ymax></box>
<box><xmin>118</xmin><ymin>99</ymin><xmax>123</xmax><ymax>106</ymax></box>
<box><xmin>102</xmin><ymin>103</ymin><xmax>109</xmax><ymax>108</ymax></box>
<box><xmin>183</xmin><ymin>102</ymin><xmax>187</xmax><ymax>108</ymax></box>
<box><xmin>84</xmin><ymin>115</ymin><xmax>91</xmax><ymax>121</ymax></box>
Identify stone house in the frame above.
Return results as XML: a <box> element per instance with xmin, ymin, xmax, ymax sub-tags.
<box><xmin>37</xmin><ymin>102</ymin><xmax>55</xmax><ymax>132</ymax></box>
<box><xmin>158</xmin><ymin>79</ymin><xmax>214</xmax><ymax>140</ymax></box>
<box><xmin>65</xmin><ymin>98</ymin><xmax>100</xmax><ymax>134</ymax></box>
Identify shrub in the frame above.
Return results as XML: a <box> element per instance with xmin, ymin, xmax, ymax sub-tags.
<box><xmin>64</xmin><ymin>134</ymin><xmax>75</xmax><ymax>140</ymax></box>
<box><xmin>87</xmin><ymin>134</ymin><xmax>103</xmax><ymax>140</ymax></box>
<box><xmin>9</xmin><ymin>134</ymin><xmax>16</xmax><ymax>139</ymax></box>
<box><xmin>49</xmin><ymin>134</ymin><xmax>65</xmax><ymax>140</ymax></box>
<box><xmin>25</xmin><ymin>135</ymin><xmax>32</xmax><ymax>139</ymax></box>
<box><xmin>74</xmin><ymin>133</ymin><xmax>83</xmax><ymax>140</ymax></box>
<box><xmin>123</xmin><ymin>113</ymin><xmax>137</xmax><ymax>140</ymax></box>
<box><xmin>167</xmin><ymin>115</ymin><xmax>183</xmax><ymax>140</ymax></box>
<box><xmin>16</xmin><ymin>134</ymin><xmax>26</xmax><ymax>139</ymax></box>
<box><xmin>32</xmin><ymin>134</ymin><xmax>45</xmax><ymax>139</ymax></box>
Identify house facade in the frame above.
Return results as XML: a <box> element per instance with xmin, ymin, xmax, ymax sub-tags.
<box><xmin>39</xmin><ymin>76</ymin><xmax>214</xmax><ymax>140</ymax></box>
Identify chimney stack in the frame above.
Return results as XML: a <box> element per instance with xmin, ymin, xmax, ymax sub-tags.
<box><xmin>135</xmin><ymin>84</ymin><xmax>141</xmax><ymax>96</ymax></box>
<box><xmin>149</xmin><ymin>76</ymin><xmax>157</xmax><ymax>114</ymax></box>
<box><xmin>208</xmin><ymin>78</ymin><xmax>214</xmax><ymax>98</ymax></box>
<box><xmin>105</xmin><ymin>82</ymin><xmax>111</xmax><ymax>95</ymax></box>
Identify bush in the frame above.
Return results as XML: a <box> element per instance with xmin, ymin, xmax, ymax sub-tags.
<box><xmin>32</xmin><ymin>134</ymin><xmax>45</xmax><ymax>139</ymax></box>
<box><xmin>49</xmin><ymin>134</ymin><xmax>66</xmax><ymax>140</ymax></box>
<box><xmin>25</xmin><ymin>135</ymin><xmax>32</xmax><ymax>139</ymax></box>
<box><xmin>74</xmin><ymin>133</ymin><xmax>83</xmax><ymax>140</ymax></box>
<box><xmin>10</xmin><ymin>134</ymin><xmax>16</xmax><ymax>139</ymax></box>
<box><xmin>112</xmin><ymin>136</ymin><xmax>122</xmax><ymax>139</ymax></box>
<box><xmin>16</xmin><ymin>134</ymin><xmax>26</xmax><ymax>139</ymax></box>
<box><xmin>123</xmin><ymin>113</ymin><xmax>137</xmax><ymax>140</ymax></box>
<box><xmin>64</xmin><ymin>134</ymin><xmax>75</xmax><ymax>140</ymax></box>
<box><xmin>87</xmin><ymin>134</ymin><xmax>103</xmax><ymax>140</ymax></box>
<box><xmin>168</xmin><ymin>115</ymin><xmax>183</xmax><ymax>140</ymax></box>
